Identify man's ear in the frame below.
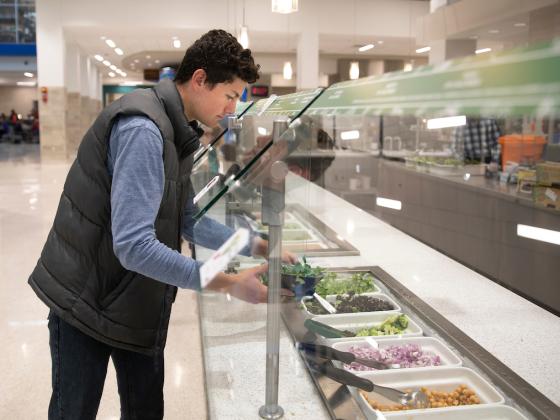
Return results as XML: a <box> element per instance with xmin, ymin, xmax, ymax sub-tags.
<box><xmin>191</xmin><ymin>69</ymin><xmax>207</xmax><ymax>89</ymax></box>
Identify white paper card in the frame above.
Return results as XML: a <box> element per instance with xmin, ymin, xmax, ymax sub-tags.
<box><xmin>193</xmin><ymin>174</ymin><xmax>220</xmax><ymax>204</ymax></box>
<box><xmin>200</xmin><ymin>228</ymin><xmax>250</xmax><ymax>289</ymax></box>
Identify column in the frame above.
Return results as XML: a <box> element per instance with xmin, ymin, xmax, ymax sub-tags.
<box><xmin>65</xmin><ymin>43</ymin><xmax>82</xmax><ymax>155</ymax></box>
<box><xmin>296</xmin><ymin>29</ymin><xmax>319</xmax><ymax>91</ymax></box>
<box><xmin>429</xmin><ymin>39</ymin><xmax>476</xmax><ymax>64</ymax></box>
<box><xmin>36</xmin><ymin>0</ymin><xmax>66</xmax><ymax>156</ymax></box>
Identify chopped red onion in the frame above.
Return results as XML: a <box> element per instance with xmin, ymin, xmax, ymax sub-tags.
<box><xmin>345</xmin><ymin>343</ymin><xmax>442</xmax><ymax>371</ymax></box>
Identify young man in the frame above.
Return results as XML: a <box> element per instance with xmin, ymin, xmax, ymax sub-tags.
<box><xmin>29</xmin><ymin>29</ymin><xmax>293</xmax><ymax>419</ymax></box>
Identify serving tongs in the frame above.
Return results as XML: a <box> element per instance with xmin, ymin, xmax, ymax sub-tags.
<box><xmin>306</xmin><ymin>355</ymin><xmax>428</xmax><ymax>409</ymax></box>
<box><xmin>299</xmin><ymin>342</ymin><xmax>400</xmax><ymax>370</ymax></box>
<box><xmin>304</xmin><ymin>318</ymin><xmax>356</xmax><ymax>338</ymax></box>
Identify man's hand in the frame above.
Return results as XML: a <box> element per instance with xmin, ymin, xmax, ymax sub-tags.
<box><xmin>205</xmin><ymin>264</ymin><xmax>294</xmax><ymax>303</ymax></box>
<box><xmin>206</xmin><ymin>264</ymin><xmax>268</xmax><ymax>304</ymax></box>
<box><xmin>252</xmin><ymin>237</ymin><xmax>298</xmax><ymax>264</ymax></box>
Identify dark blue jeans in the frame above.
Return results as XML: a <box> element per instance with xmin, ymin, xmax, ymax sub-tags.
<box><xmin>48</xmin><ymin>312</ymin><xmax>164</xmax><ymax>420</ymax></box>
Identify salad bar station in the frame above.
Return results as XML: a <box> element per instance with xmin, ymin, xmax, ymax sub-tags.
<box><xmin>192</xmin><ymin>41</ymin><xmax>560</xmax><ymax>419</ymax></box>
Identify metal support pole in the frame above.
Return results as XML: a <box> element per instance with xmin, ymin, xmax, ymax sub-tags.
<box><xmin>259</xmin><ymin>119</ymin><xmax>289</xmax><ymax>419</ymax></box>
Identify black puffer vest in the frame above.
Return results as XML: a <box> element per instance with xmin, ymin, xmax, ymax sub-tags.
<box><xmin>28</xmin><ymin>79</ymin><xmax>201</xmax><ymax>355</ymax></box>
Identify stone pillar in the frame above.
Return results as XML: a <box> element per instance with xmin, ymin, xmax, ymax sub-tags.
<box><xmin>296</xmin><ymin>29</ymin><xmax>319</xmax><ymax>91</ymax></box>
<box><xmin>65</xmin><ymin>43</ymin><xmax>82</xmax><ymax>156</ymax></box>
<box><xmin>36</xmin><ymin>0</ymin><xmax>66</xmax><ymax>157</ymax></box>
<box><xmin>429</xmin><ymin>39</ymin><xmax>476</xmax><ymax>64</ymax></box>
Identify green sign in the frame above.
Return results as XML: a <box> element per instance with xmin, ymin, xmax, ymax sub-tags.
<box><xmin>307</xmin><ymin>40</ymin><xmax>560</xmax><ymax>117</ymax></box>
<box><xmin>264</xmin><ymin>88</ymin><xmax>324</xmax><ymax>117</ymax></box>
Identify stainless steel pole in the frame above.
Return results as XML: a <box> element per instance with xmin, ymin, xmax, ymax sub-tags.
<box><xmin>259</xmin><ymin>119</ymin><xmax>289</xmax><ymax>419</ymax></box>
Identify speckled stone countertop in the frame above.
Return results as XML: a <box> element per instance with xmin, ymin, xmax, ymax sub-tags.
<box><xmin>199</xmin><ymin>291</ymin><xmax>331</xmax><ymax>420</ymax></box>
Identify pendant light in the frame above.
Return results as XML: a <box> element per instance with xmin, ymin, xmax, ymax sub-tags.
<box><xmin>349</xmin><ymin>61</ymin><xmax>360</xmax><ymax>80</ymax></box>
<box><xmin>283</xmin><ymin>61</ymin><xmax>293</xmax><ymax>80</ymax></box>
<box><xmin>272</xmin><ymin>0</ymin><xmax>298</xmax><ymax>14</ymax></box>
<box><xmin>237</xmin><ymin>1</ymin><xmax>249</xmax><ymax>49</ymax></box>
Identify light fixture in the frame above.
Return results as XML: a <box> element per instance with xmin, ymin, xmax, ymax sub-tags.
<box><xmin>403</xmin><ymin>62</ymin><xmax>413</xmax><ymax>72</ymax></box>
<box><xmin>415</xmin><ymin>46</ymin><xmax>431</xmax><ymax>53</ymax></box>
<box><xmin>173</xmin><ymin>39</ymin><xmax>181</xmax><ymax>48</ymax></box>
<box><xmin>114</xmin><ymin>48</ymin><xmax>124</xmax><ymax>56</ymax></box>
<box><xmin>146</xmin><ymin>55</ymin><xmax>151</xmax><ymax>59</ymax></box>
<box><xmin>120</xmin><ymin>71</ymin><xmax>127</xmax><ymax>77</ymax></box>
<box><xmin>488</xmin><ymin>29</ymin><xmax>500</xmax><ymax>34</ymax></box>
<box><xmin>238</xmin><ymin>25</ymin><xmax>249</xmax><ymax>49</ymax></box>
<box><xmin>17</xmin><ymin>81</ymin><xmax>36</xmax><ymax>86</ymax></box>
<box><xmin>271</xmin><ymin>0</ymin><xmax>298</xmax><ymax>14</ymax></box>
<box><xmin>376</xmin><ymin>197</ymin><xmax>402</xmax><ymax>211</ymax></box>
<box><xmin>108</xmin><ymin>72</ymin><xmax>116</xmax><ymax>77</ymax></box>
<box><xmin>377</xmin><ymin>40</ymin><xmax>384</xmax><ymax>45</ymax></box>
<box><xmin>105</xmin><ymin>39</ymin><xmax>116</xmax><ymax>48</ymax></box>
<box><xmin>340</xmin><ymin>130</ymin><xmax>360</xmax><ymax>140</ymax></box>
<box><xmin>282</xmin><ymin>61</ymin><xmax>293</xmax><ymax>80</ymax></box>
<box><xmin>134</xmin><ymin>59</ymin><xmax>140</xmax><ymax>63</ymax></box>
<box><xmin>349</xmin><ymin>61</ymin><xmax>359</xmax><ymax>80</ymax></box>
<box><xmin>475</xmin><ymin>47</ymin><xmax>492</xmax><ymax>54</ymax></box>
<box><xmin>23</xmin><ymin>72</ymin><xmax>34</xmax><ymax>78</ymax></box>
<box><xmin>94</xmin><ymin>55</ymin><xmax>104</xmax><ymax>62</ymax></box>
<box><xmin>358</xmin><ymin>44</ymin><xmax>374</xmax><ymax>52</ymax></box>
<box><xmin>426</xmin><ymin>115</ymin><xmax>467</xmax><ymax>129</ymax></box>
<box><xmin>102</xmin><ymin>60</ymin><xmax>111</xmax><ymax>66</ymax></box>
<box><xmin>110</xmin><ymin>64</ymin><xmax>117</xmax><ymax>70</ymax></box>
<box><xmin>514</xmin><ymin>22</ymin><xmax>527</xmax><ymax>27</ymax></box>
<box><xmin>155</xmin><ymin>59</ymin><xmax>160</xmax><ymax>64</ymax></box>
<box><xmin>517</xmin><ymin>224</ymin><xmax>560</xmax><ymax>246</ymax></box>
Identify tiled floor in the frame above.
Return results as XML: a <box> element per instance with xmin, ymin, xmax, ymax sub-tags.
<box><xmin>0</xmin><ymin>144</ymin><xmax>207</xmax><ymax>419</ymax></box>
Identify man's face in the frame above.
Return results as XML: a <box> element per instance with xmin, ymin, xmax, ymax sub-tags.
<box><xmin>196</xmin><ymin>77</ymin><xmax>246</xmax><ymax>128</ymax></box>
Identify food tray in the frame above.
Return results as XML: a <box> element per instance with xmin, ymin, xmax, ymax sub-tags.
<box><xmin>313</xmin><ymin>312</ymin><xmax>423</xmax><ymax>343</ymax></box>
<box><xmin>300</xmin><ymin>293</ymin><xmax>400</xmax><ymax>318</ymax></box>
<box><xmin>331</xmin><ymin>336</ymin><xmax>462</xmax><ymax>371</ymax></box>
<box><xmin>353</xmin><ymin>367</ymin><xmax>505</xmax><ymax>418</ymax></box>
<box><xmin>383</xmin><ymin>404</ymin><xmax>529</xmax><ymax>419</ymax></box>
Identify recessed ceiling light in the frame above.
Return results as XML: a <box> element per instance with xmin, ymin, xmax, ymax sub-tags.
<box><xmin>377</xmin><ymin>40</ymin><xmax>384</xmax><ymax>45</ymax></box>
<box><xmin>146</xmin><ymin>55</ymin><xmax>151</xmax><ymax>59</ymax></box>
<box><xmin>155</xmin><ymin>59</ymin><xmax>160</xmax><ymax>64</ymax></box>
<box><xmin>488</xmin><ymin>29</ymin><xmax>500</xmax><ymax>34</ymax></box>
<box><xmin>475</xmin><ymin>47</ymin><xmax>492</xmax><ymax>54</ymax></box>
<box><xmin>108</xmin><ymin>72</ymin><xmax>116</xmax><ymax>77</ymax></box>
<box><xmin>358</xmin><ymin>44</ymin><xmax>374</xmax><ymax>52</ymax></box>
<box><xmin>514</xmin><ymin>22</ymin><xmax>527</xmax><ymax>27</ymax></box>
<box><xmin>110</xmin><ymin>65</ymin><xmax>117</xmax><ymax>70</ymax></box>
<box><xmin>17</xmin><ymin>81</ymin><xmax>36</xmax><ymax>86</ymax></box>
<box><xmin>172</xmin><ymin>36</ymin><xmax>178</xmax><ymax>40</ymax></box>
<box><xmin>24</xmin><ymin>72</ymin><xmax>34</xmax><ymax>78</ymax></box>
<box><xmin>94</xmin><ymin>54</ymin><xmax>104</xmax><ymax>61</ymax></box>
<box><xmin>415</xmin><ymin>46</ymin><xmax>431</xmax><ymax>54</ymax></box>
<box><xmin>102</xmin><ymin>60</ymin><xmax>111</xmax><ymax>66</ymax></box>
<box><xmin>105</xmin><ymin>39</ymin><xmax>116</xmax><ymax>48</ymax></box>
<box><xmin>147</xmin><ymin>62</ymin><xmax>153</xmax><ymax>67</ymax></box>
<box><xmin>114</xmin><ymin>47</ymin><xmax>124</xmax><ymax>56</ymax></box>
<box><xmin>134</xmin><ymin>59</ymin><xmax>140</xmax><ymax>63</ymax></box>
<box><xmin>469</xmin><ymin>35</ymin><xmax>479</xmax><ymax>40</ymax></box>
<box><xmin>100</xmin><ymin>36</ymin><xmax>106</xmax><ymax>40</ymax></box>
<box><xmin>120</xmin><ymin>72</ymin><xmax>127</xmax><ymax>77</ymax></box>
<box><xmin>173</xmin><ymin>39</ymin><xmax>181</xmax><ymax>48</ymax></box>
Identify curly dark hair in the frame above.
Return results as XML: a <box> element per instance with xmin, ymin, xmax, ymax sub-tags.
<box><xmin>174</xmin><ymin>29</ymin><xmax>260</xmax><ymax>86</ymax></box>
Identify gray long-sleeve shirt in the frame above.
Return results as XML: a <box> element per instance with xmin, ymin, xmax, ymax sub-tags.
<box><xmin>107</xmin><ymin>115</ymin><xmax>244</xmax><ymax>290</ymax></box>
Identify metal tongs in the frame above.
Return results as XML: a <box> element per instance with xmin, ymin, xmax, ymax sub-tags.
<box><xmin>299</xmin><ymin>342</ymin><xmax>400</xmax><ymax>370</ymax></box>
<box><xmin>305</xmin><ymin>354</ymin><xmax>429</xmax><ymax>409</ymax></box>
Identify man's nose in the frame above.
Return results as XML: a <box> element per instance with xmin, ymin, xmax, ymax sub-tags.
<box><xmin>226</xmin><ymin>100</ymin><xmax>236</xmax><ymax>114</ymax></box>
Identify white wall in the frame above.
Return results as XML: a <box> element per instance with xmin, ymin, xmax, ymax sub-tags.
<box><xmin>0</xmin><ymin>87</ymin><xmax>38</xmax><ymax>116</ymax></box>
